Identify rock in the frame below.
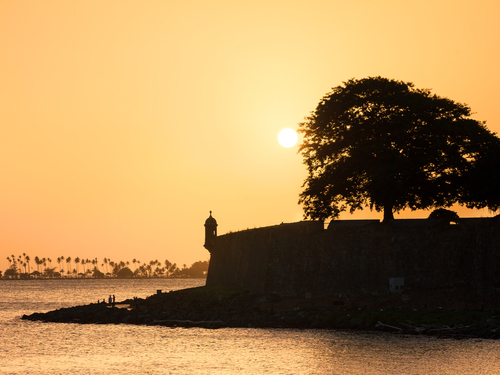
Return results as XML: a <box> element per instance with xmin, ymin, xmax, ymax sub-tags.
<box><xmin>19</xmin><ymin>284</ymin><xmax>500</xmax><ymax>339</ymax></box>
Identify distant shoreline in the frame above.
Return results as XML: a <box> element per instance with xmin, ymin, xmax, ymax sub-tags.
<box><xmin>1</xmin><ymin>276</ymin><xmax>207</xmax><ymax>281</ymax></box>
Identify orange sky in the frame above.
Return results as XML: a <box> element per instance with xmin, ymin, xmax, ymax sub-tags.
<box><xmin>1</xmin><ymin>1</ymin><xmax>499</xmax><ymax>273</ymax></box>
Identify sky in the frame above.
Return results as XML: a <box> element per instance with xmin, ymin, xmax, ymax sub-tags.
<box><xmin>1</xmin><ymin>0</ymin><xmax>500</xmax><ymax>273</ymax></box>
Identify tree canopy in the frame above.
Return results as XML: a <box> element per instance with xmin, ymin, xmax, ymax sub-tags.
<box><xmin>428</xmin><ymin>208</ymin><xmax>459</xmax><ymax>223</ymax></box>
<box><xmin>298</xmin><ymin>77</ymin><xmax>500</xmax><ymax>222</ymax></box>
<box><xmin>116</xmin><ymin>267</ymin><xmax>134</xmax><ymax>278</ymax></box>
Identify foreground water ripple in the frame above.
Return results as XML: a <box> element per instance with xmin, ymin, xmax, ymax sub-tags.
<box><xmin>1</xmin><ymin>279</ymin><xmax>499</xmax><ymax>374</ymax></box>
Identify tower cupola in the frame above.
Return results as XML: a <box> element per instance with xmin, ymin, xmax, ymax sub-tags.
<box><xmin>204</xmin><ymin>211</ymin><xmax>218</xmax><ymax>251</ymax></box>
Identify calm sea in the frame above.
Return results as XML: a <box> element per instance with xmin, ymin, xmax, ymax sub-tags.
<box><xmin>1</xmin><ymin>279</ymin><xmax>499</xmax><ymax>374</ymax></box>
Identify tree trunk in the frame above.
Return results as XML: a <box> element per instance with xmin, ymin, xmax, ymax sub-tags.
<box><xmin>383</xmin><ymin>204</ymin><xmax>394</xmax><ymax>222</ymax></box>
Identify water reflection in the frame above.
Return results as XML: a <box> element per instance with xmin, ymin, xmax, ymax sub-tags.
<box><xmin>1</xmin><ymin>280</ymin><xmax>500</xmax><ymax>374</ymax></box>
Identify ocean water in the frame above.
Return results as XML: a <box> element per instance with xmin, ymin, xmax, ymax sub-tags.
<box><xmin>1</xmin><ymin>279</ymin><xmax>500</xmax><ymax>374</ymax></box>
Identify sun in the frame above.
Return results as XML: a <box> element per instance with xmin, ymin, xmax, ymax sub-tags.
<box><xmin>278</xmin><ymin>128</ymin><xmax>298</xmax><ymax>148</ymax></box>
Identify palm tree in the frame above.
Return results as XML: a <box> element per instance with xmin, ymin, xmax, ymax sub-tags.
<box><xmin>164</xmin><ymin>260</ymin><xmax>172</xmax><ymax>277</ymax></box>
<box><xmin>44</xmin><ymin>267</ymin><xmax>56</xmax><ymax>278</ymax></box>
<box><xmin>75</xmin><ymin>257</ymin><xmax>80</xmax><ymax>276</ymax></box>
<box><xmin>169</xmin><ymin>263</ymin><xmax>178</xmax><ymax>276</ymax></box>
<box><xmin>34</xmin><ymin>256</ymin><xmax>41</xmax><ymax>273</ymax></box>
<box><xmin>87</xmin><ymin>259</ymin><xmax>92</xmax><ymax>273</ymax></box>
<box><xmin>22</xmin><ymin>253</ymin><xmax>28</xmax><ymax>275</ymax></box>
<box><xmin>138</xmin><ymin>263</ymin><xmax>145</xmax><ymax>277</ymax></box>
<box><xmin>24</xmin><ymin>255</ymin><xmax>31</xmax><ymax>278</ymax></box>
<box><xmin>111</xmin><ymin>261</ymin><xmax>125</xmax><ymax>277</ymax></box>
<box><xmin>66</xmin><ymin>257</ymin><xmax>72</xmax><ymax>277</ymax></box>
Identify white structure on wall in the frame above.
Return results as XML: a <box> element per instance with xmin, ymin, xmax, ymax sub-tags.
<box><xmin>389</xmin><ymin>277</ymin><xmax>405</xmax><ymax>293</ymax></box>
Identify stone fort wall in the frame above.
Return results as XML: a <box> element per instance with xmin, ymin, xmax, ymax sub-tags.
<box><xmin>206</xmin><ymin>217</ymin><xmax>500</xmax><ymax>302</ymax></box>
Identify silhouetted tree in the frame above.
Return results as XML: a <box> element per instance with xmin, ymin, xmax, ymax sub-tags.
<box><xmin>24</xmin><ymin>254</ymin><xmax>31</xmax><ymax>278</ymax></box>
<box><xmin>459</xmin><ymin>142</ymin><xmax>500</xmax><ymax>210</ymax></box>
<box><xmin>4</xmin><ymin>265</ymin><xmax>18</xmax><ymax>279</ymax></box>
<box><xmin>428</xmin><ymin>208</ymin><xmax>460</xmax><ymax>223</ymax></box>
<box><xmin>34</xmin><ymin>256</ymin><xmax>41</xmax><ymax>273</ymax></box>
<box><xmin>43</xmin><ymin>267</ymin><xmax>57</xmax><ymax>278</ymax></box>
<box><xmin>164</xmin><ymin>260</ymin><xmax>172</xmax><ymax>276</ymax></box>
<box><xmin>3</xmin><ymin>253</ymin><xmax>208</xmax><ymax>279</ymax></box>
<box><xmin>169</xmin><ymin>263</ymin><xmax>178</xmax><ymax>276</ymax></box>
<box><xmin>299</xmin><ymin>77</ymin><xmax>500</xmax><ymax>222</ymax></box>
<box><xmin>66</xmin><ymin>257</ymin><xmax>72</xmax><ymax>277</ymax></box>
<box><xmin>111</xmin><ymin>261</ymin><xmax>125</xmax><ymax>276</ymax></box>
<box><xmin>75</xmin><ymin>257</ymin><xmax>80</xmax><ymax>276</ymax></box>
<box><xmin>92</xmin><ymin>267</ymin><xmax>104</xmax><ymax>278</ymax></box>
<box><xmin>116</xmin><ymin>267</ymin><xmax>134</xmax><ymax>278</ymax></box>
<box><xmin>185</xmin><ymin>261</ymin><xmax>209</xmax><ymax>278</ymax></box>
<box><xmin>135</xmin><ymin>264</ymin><xmax>147</xmax><ymax>277</ymax></box>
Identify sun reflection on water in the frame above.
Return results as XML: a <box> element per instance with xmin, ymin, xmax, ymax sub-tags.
<box><xmin>2</xmin><ymin>280</ymin><xmax>500</xmax><ymax>374</ymax></box>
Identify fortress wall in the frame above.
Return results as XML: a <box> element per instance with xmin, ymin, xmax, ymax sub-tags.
<box><xmin>206</xmin><ymin>217</ymin><xmax>500</xmax><ymax>299</ymax></box>
<box><xmin>206</xmin><ymin>221</ymin><xmax>323</xmax><ymax>293</ymax></box>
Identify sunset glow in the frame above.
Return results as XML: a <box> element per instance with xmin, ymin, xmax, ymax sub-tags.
<box><xmin>1</xmin><ymin>1</ymin><xmax>499</xmax><ymax>272</ymax></box>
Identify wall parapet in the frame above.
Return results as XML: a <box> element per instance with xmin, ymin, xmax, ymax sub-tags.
<box><xmin>218</xmin><ymin>220</ymin><xmax>324</xmax><ymax>240</ymax></box>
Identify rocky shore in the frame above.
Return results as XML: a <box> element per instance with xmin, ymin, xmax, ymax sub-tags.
<box><xmin>22</xmin><ymin>283</ymin><xmax>500</xmax><ymax>339</ymax></box>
